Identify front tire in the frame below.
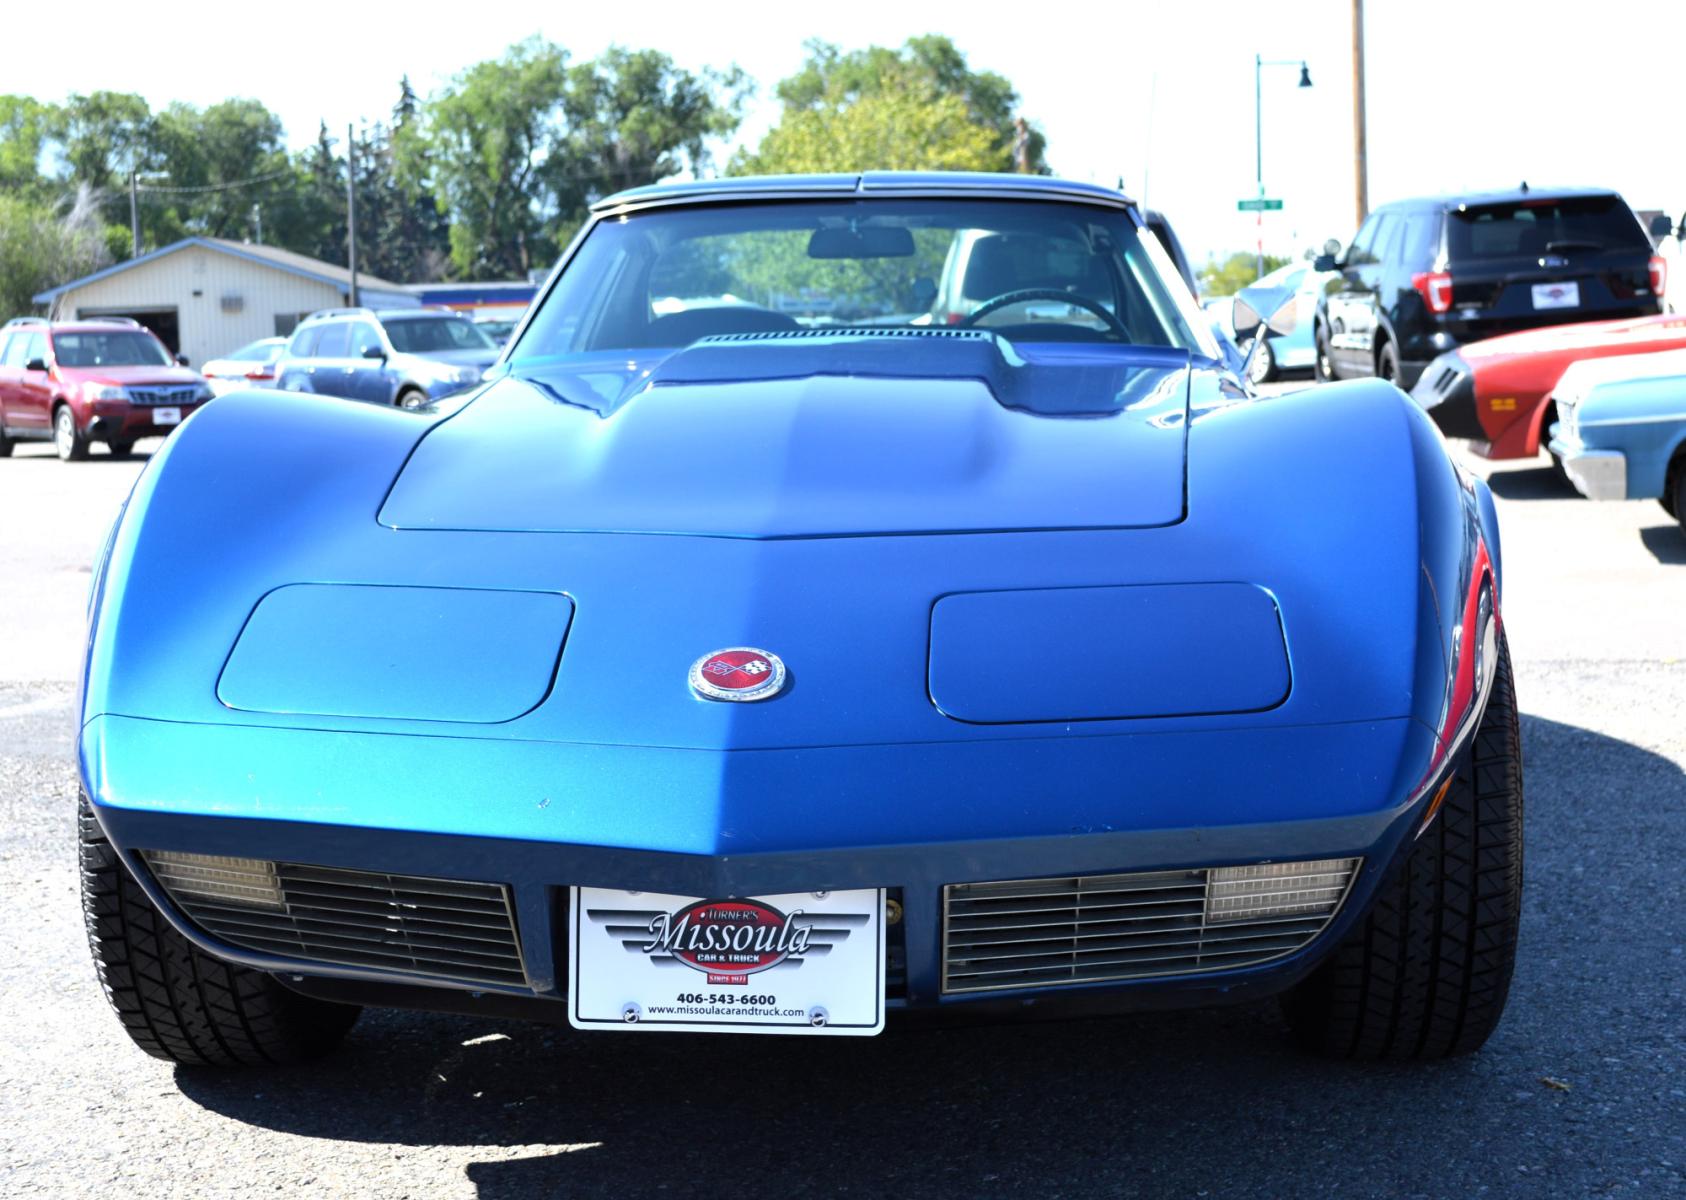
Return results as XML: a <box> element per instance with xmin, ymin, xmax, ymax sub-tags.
<box><xmin>1314</xmin><ymin>324</ymin><xmax>1336</xmax><ymax>382</ymax></box>
<box><xmin>80</xmin><ymin>796</ymin><xmax>360</xmax><ymax>1066</ymax></box>
<box><xmin>395</xmin><ymin>387</ymin><xmax>427</xmax><ymax>410</ymax></box>
<box><xmin>1246</xmin><ymin>336</ymin><xmax>1279</xmax><ymax>385</ymax></box>
<box><xmin>1283</xmin><ymin>633</ymin><xmax>1523</xmax><ymax>1060</ymax></box>
<box><xmin>1377</xmin><ymin>340</ymin><xmax>1401</xmax><ymax>385</ymax></box>
<box><xmin>54</xmin><ymin>405</ymin><xmax>88</xmax><ymax>461</ymax></box>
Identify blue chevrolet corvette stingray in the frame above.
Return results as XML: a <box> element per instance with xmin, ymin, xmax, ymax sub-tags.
<box><xmin>79</xmin><ymin>173</ymin><xmax>1521</xmax><ymax>1065</ymax></box>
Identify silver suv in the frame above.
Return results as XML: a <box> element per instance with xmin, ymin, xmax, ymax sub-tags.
<box><xmin>275</xmin><ymin>308</ymin><xmax>499</xmax><ymax>409</ymax></box>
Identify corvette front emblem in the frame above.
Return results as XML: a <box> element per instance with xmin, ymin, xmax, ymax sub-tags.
<box><xmin>689</xmin><ymin>647</ymin><xmax>787</xmax><ymax>702</ymax></box>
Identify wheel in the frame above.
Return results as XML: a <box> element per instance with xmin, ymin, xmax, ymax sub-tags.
<box><xmin>1246</xmin><ymin>335</ymin><xmax>1279</xmax><ymax>385</ymax></box>
<box><xmin>54</xmin><ymin>405</ymin><xmax>88</xmax><ymax>461</ymax></box>
<box><xmin>1673</xmin><ymin>459</ymin><xmax>1686</xmax><ymax>536</ymax></box>
<box><xmin>395</xmin><ymin>388</ymin><xmax>428</xmax><ymax>410</ymax></box>
<box><xmin>1283</xmin><ymin>632</ymin><xmax>1523</xmax><ymax>1061</ymax></box>
<box><xmin>1377</xmin><ymin>341</ymin><xmax>1401</xmax><ymax>385</ymax></box>
<box><xmin>80</xmin><ymin>795</ymin><xmax>360</xmax><ymax>1066</ymax></box>
<box><xmin>108</xmin><ymin>440</ymin><xmax>135</xmax><ymax>459</ymax></box>
<box><xmin>1314</xmin><ymin>324</ymin><xmax>1336</xmax><ymax>382</ymax></box>
<box><xmin>0</xmin><ymin>425</ymin><xmax>12</xmax><ymax>457</ymax></box>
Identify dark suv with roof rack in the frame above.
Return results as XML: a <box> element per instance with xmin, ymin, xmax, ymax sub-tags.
<box><xmin>0</xmin><ymin>317</ymin><xmax>212</xmax><ymax>461</ymax></box>
<box><xmin>1311</xmin><ymin>187</ymin><xmax>1663</xmax><ymax>390</ymax></box>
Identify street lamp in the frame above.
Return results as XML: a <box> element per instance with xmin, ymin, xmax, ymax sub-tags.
<box><xmin>1254</xmin><ymin>55</ymin><xmax>1313</xmax><ymax>279</ymax></box>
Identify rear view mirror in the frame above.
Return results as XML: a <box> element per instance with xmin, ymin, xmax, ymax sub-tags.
<box><xmin>807</xmin><ymin>226</ymin><xmax>916</xmax><ymax>259</ymax></box>
<box><xmin>175</xmin><ymin>353</ymin><xmax>190</xmax><ymax>366</ymax></box>
<box><xmin>1313</xmin><ymin>253</ymin><xmax>1338</xmax><ymax>272</ymax></box>
<box><xmin>362</xmin><ymin>345</ymin><xmax>387</xmax><ymax>360</ymax></box>
<box><xmin>25</xmin><ymin>357</ymin><xmax>48</xmax><ymax>373</ymax></box>
<box><xmin>1650</xmin><ymin>213</ymin><xmax>1676</xmax><ymax>240</ymax></box>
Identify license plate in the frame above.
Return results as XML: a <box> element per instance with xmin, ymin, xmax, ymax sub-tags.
<box><xmin>568</xmin><ymin>887</ymin><xmax>885</xmax><ymax>1035</ymax></box>
<box><xmin>152</xmin><ymin>407</ymin><xmax>181</xmax><ymax>426</ymax></box>
<box><xmin>1531</xmin><ymin>281</ymin><xmax>1580</xmax><ymax>310</ymax></box>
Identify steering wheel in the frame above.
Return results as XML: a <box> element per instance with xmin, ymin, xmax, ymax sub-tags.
<box><xmin>959</xmin><ymin>288</ymin><xmax>1132</xmax><ymax>341</ymax></box>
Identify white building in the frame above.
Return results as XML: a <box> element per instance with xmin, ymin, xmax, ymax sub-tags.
<box><xmin>33</xmin><ymin>238</ymin><xmax>415</xmax><ymax>368</ymax></box>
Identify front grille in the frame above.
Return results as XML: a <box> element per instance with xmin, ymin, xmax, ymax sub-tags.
<box><xmin>942</xmin><ymin>859</ymin><xmax>1360</xmax><ymax>994</ymax></box>
<box><xmin>145</xmin><ymin>852</ymin><xmax>528</xmax><ymax>988</ymax></box>
<box><xmin>127</xmin><ymin>386</ymin><xmax>199</xmax><ymax>406</ymax></box>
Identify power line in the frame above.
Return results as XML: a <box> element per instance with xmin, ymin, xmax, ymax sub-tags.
<box><xmin>134</xmin><ymin>168</ymin><xmax>293</xmax><ymax>195</ymax></box>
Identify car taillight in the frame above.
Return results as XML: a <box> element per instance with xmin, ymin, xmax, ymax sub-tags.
<box><xmin>1650</xmin><ymin>255</ymin><xmax>1667</xmax><ymax>298</ymax></box>
<box><xmin>245</xmin><ymin>368</ymin><xmax>274</xmax><ymax>380</ymax></box>
<box><xmin>1412</xmin><ymin>271</ymin><xmax>1454</xmax><ymax>315</ymax></box>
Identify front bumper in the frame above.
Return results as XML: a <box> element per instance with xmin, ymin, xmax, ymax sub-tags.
<box><xmin>82</xmin><ymin>712</ymin><xmax>1449</xmax><ymax>1019</ymax></box>
<box><xmin>88</xmin><ymin>402</ymin><xmax>204</xmax><ymax>440</ymax></box>
<box><xmin>1547</xmin><ymin>436</ymin><xmax>1628</xmax><ymax>500</ymax></box>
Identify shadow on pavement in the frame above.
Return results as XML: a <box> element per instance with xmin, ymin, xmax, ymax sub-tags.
<box><xmin>1639</xmin><ymin>524</ymin><xmax>1686</xmax><ymax>565</ymax></box>
<box><xmin>172</xmin><ymin>712</ymin><xmax>1686</xmax><ymax>1199</ymax></box>
<box><xmin>1484</xmin><ymin>466</ymin><xmax>1573</xmax><ymax>500</ymax></box>
<box><xmin>5</xmin><ymin>448</ymin><xmax>153</xmax><ymax>464</ymax></box>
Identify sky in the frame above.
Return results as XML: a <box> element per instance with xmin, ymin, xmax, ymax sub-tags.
<box><xmin>8</xmin><ymin>0</ymin><xmax>1682</xmax><ymax>269</ymax></box>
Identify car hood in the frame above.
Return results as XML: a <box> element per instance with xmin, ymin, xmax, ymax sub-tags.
<box><xmin>59</xmin><ymin>364</ymin><xmax>202</xmax><ymax>387</ymax></box>
<box><xmin>1459</xmin><ymin>312</ymin><xmax>1686</xmax><ymax>362</ymax></box>
<box><xmin>401</xmin><ymin>348</ymin><xmax>501</xmax><ymax>370</ymax></box>
<box><xmin>1554</xmin><ymin>346</ymin><xmax>1686</xmax><ymax>408</ymax></box>
<box><xmin>379</xmin><ymin>336</ymin><xmax>1197</xmax><ymax>538</ymax></box>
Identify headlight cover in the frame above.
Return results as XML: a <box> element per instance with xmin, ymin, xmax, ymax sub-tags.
<box><xmin>88</xmin><ymin>384</ymin><xmax>128</xmax><ymax>401</ymax></box>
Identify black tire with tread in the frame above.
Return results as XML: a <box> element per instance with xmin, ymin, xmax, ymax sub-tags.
<box><xmin>1377</xmin><ymin>340</ymin><xmax>1400</xmax><ymax>385</ymax></box>
<box><xmin>0</xmin><ymin>425</ymin><xmax>12</xmax><ymax>457</ymax></box>
<box><xmin>80</xmin><ymin>796</ymin><xmax>360</xmax><ymax>1066</ymax></box>
<box><xmin>395</xmin><ymin>387</ymin><xmax>426</xmax><ymax>410</ymax></box>
<box><xmin>1283</xmin><ymin>633</ymin><xmax>1523</xmax><ymax>1060</ymax></box>
<box><xmin>54</xmin><ymin>405</ymin><xmax>88</xmax><ymax>461</ymax></box>
<box><xmin>1314</xmin><ymin>324</ymin><xmax>1336</xmax><ymax>382</ymax></box>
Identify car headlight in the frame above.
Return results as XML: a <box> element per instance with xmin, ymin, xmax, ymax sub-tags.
<box><xmin>455</xmin><ymin>366</ymin><xmax>483</xmax><ymax>385</ymax></box>
<box><xmin>192</xmin><ymin>383</ymin><xmax>214</xmax><ymax>403</ymax></box>
<box><xmin>88</xmin><ymin>384</ymin><xmax>127</xmax><ymax>401</ymax></box>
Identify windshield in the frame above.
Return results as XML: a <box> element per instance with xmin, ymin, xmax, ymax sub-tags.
<box><xmin>1448</xmin><ymin>195</ymin><xmax>1647</xmax><ymax>260</ymax></box>
<box><xmin>511</xmin><ymin>198</ymin><xmax>1211</xmax><ymax>364</ymax></box>
<box><xmin>384</xmin><ymin>317</ymin><xmax>495</xmax><ymax>354</ymax></box>
<box><xmin>52</xmin><ymin>330</ymin><xmax>172</xmax><ymax>368</ymax></box>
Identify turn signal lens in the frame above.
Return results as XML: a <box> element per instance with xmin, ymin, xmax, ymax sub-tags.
<box><xmin>1412</xmin><ymin>271</ymin><xmax>1454</xmax><ymax>315</ymax></box>
<box><xmin>1650</xmin><ymin>255</ymin><xmax>1667</xmax><ymax>298</ymax></box>
<box><xmin>1205</xmin><ymin>858</ymin><xmax>1360</xmax><ymax>925</ymax></box>
<box><xmin>144</xmin><ymin>850</ymin><xmax>285</xmax><ymax>910</ymax></box>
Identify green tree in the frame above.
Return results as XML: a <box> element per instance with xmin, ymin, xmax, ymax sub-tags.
<box><xmin>546</xmin><ymin>47</ymin><xmax>750</xmax><ymax>246</ymax></box>
<box><xmin>0</xmin><ymin>184</ymin><xmax>112</xmax><ymax>316</ymax></box>
<box><xmin>737</xmin><ymin>36</ymin><xmax>1046</xmax><ymax>175</ymax></box>
<box><xmin>1198</xmin><ymin>251</ymin><xmax>1291</xmax><ymax>298</ymax></box>
<box><xmin>0</xmin><ymin>95</ymin><xmax>58</xmax><ymax>197</ymax></box>
<box><xmin>147</xmin><ymin>99</ymin><xmax>293</xmax><ymax>242</ymax></box>
<box><xmin>398</xmin><ymin>36</ymin><xmax>571</xmax><ymax>279</ymax></box>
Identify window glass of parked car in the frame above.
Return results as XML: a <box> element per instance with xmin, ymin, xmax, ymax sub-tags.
<box><xmin>512</xmin><ymin>199</ymin><xmax>1209</xmax><ymax>362</ymax></box>
<box><xmin>287</xmin><ymin>326</ymin><xmax>319</xmax><ymax>357</ymax></box>
<box><xmin>1371</xmin><ymin>214</ymin><xmax>1403</xmax><ymax>265</ymax></box>
<box><xmin>311</xmin><ymin>322</ymin><xmax>350</xmax><ymax>358</ymax></box>
<box><xmin>385</xmin><ymin>317</ymin><xmax>495</xmax><ymax>354</ymax></box>
<box><xmin>1403</xmin><ymin>214</ymin><xmax>1440</xmax><ymax>270</ymax></box>
<box><xmin>228</xmin><ymin>340</ymin><xmax>282</xmax><ymax>363</ymax></box>
<box><xmin>22</xmin><ymin>333</ymin><xmax>47</xmax><ymax>367</ymax></box>
<box><xmin>1448</xmin><ymin>196</ymin><xmax>1649</xmax><ymax>261</ymax></box>
<box><xmin>52</xmin><ymin>331</ymin><xmax>172</xmax><ymax>368</ymax></box>
<box><xmin>0</xmin><ymin>334</ymin><xmax>18</xmax><ymax>367</ymax></box>
<box><xmin>349</xmin><ymin>322</ymin><xmax>384</xmax><ymax>358</ymax></box>
<box><xmin>1345</xmin><ymin>213</ymin><xmax>1382</xmax><ymax>265</ymax></box>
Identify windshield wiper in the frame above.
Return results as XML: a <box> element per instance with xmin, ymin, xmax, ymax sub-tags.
<box><xmin>1545</xmin><ymin>239</ymin><xmax>1605</xmax><ymax>253</ymax></box>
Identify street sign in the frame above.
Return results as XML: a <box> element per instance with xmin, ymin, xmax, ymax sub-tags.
<box><xmin>1238</xmin><ymin>198</ymin><xmax>1284</xmax><ymax>212</ymax></box>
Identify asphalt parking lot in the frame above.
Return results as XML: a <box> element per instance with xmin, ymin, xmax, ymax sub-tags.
<box><xmin>1</xmin><ymin>408</ymin><xmax>1683</xmax><ymax>1199</ymax></box>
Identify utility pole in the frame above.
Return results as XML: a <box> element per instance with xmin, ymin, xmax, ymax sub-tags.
<box><xmin>130</xmin><ymin>171</ymin><xmax>140</xmax><ymax>257</ymax></box>
<box><xmin>1352</xmin><ymin>0</ymin><xmax>1369</xmax><ymax>228</ymax></box>
<box><xmin>346</xmin><ymin>123</ymin><xmax>359</xmax><ymax>308</ymax></box>
<box><xmin>1254</xmin><ymin>54</ymin><xmax>1264</xmax><ymax>280</ymax></box>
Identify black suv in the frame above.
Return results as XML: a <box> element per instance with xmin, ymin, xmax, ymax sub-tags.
<box><xmin>1312</xmin><ymin>187</ymin><xmax>1662</xmax><ymax>390</ymax></box>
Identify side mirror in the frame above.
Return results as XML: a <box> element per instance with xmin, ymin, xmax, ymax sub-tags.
<box><xmin>1650</xmin><ymin>213</ymin><xmax>1676</xmax><ymax>240</ymax></box>
<box><xmin>175</xmin><ymin>353</ymin><xmax>190</xmax><ymax>366</ymax></box>
<box><xmin>361</xmin><ymin>345</ymin><xmax>387</xmax><ymax>361</ymax></box>
<box><xmin>25</xmin><ymin>357</ymin><xmax>48</xmax><ymax>373</ymax></box>
<box><xmin>1313</xmin><ymin>253</ymin><xmax>1338</xmax><ymax>273</ymax></box>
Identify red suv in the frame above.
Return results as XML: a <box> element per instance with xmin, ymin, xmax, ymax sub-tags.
<box><xmin>0</xmin><ymin>317</ymin><xmax>212</xmax><ymax>461</ymax></box>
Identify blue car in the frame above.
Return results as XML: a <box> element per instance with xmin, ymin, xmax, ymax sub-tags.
<box><xmin>1548</xmin><ymin>349</ymin><xmax>1686</xmax><ymax>533</ymax></box>
<box><xmin>77</xmin><ymin>173</ymin><xmax>1520</xmax><ymax>1066</ymax></box>
<box><xmin>275</xmin><ymin>306</ymin><xmax>499</xmax><ymax>409</ymax></box>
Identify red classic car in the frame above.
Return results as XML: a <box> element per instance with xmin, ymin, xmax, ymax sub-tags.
<box><xmin>1410</xmin><ymin>313</ymin><xmax>1686</xmax><ymax>461</ymax></box>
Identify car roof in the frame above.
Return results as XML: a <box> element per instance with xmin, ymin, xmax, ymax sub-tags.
<box><xmin>591</xmin><ymin>172</ymin><xmax>1137</xmax><ymax>215</ymax></box>
<box><xmin>1379</xmin><ymin>186</ymin><xmax>1624</xmax><ymax>214</ymax></box>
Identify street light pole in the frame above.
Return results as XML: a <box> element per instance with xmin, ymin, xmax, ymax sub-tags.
<box><xmin>1352</xmin><ymin>0</ymin><xmax>1370</xmax><ymax>228</ymax></box>
<box><xmin>1252</xmin><ymin>56</ymin><xmax>1314</xmax><ymax>281</ymax></box>
<box><xmin>346</xmin><ymin>123</ymin><xmax>359</xmax><ymax>309</ymax></box>
<box><xmin>130</xmin><ymin>171</ymin><xmax>140</xmax><ymax>258</ymax></box>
